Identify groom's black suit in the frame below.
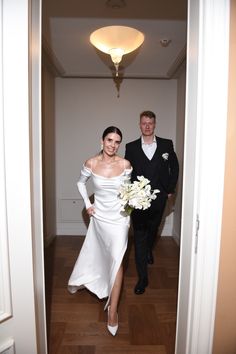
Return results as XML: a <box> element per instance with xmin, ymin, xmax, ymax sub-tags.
<box><xmin>125</xmin><ymin>136</ymin><xmax>179</xmax><ymax>288</ymax></box>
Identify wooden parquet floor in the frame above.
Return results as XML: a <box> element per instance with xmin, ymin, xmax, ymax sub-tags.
<box><xmin>45</xmin><ymin>235</ymin><xmax>179</xmax><ymax>354</ymax></box>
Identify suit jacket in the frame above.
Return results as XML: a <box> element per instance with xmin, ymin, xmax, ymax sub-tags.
<box><xmin>125</xmin><ymin>136</ymin><xmax>179</xmax><ymax>197</ymax></box>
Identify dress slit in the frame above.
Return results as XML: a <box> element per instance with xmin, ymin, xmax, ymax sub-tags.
<box><xmin>104</xmin><ymin>242</ymin><xmax>128</xmax><ymax>310</ymax></box>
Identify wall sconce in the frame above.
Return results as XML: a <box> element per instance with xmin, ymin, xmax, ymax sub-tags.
<box><xmin>90</xmin><ymin>25</ymin><xmax>145</xmax><ymax>77</ymax></box>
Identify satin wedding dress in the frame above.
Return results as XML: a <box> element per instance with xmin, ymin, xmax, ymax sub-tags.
<box><xmin>68</xmin><ymin>165</ymin><xmax>132</xmax><ymax>309</ymax></box>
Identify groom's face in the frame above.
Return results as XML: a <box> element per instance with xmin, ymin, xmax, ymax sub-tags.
<box><xmin>139</xmin><ymin>116</ymin><xmax>156</xmax><ymax>137</ymax></box>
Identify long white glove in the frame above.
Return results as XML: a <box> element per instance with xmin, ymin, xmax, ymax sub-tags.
<box><xmin>77</xmin><ymin>165</ymin><xmax>92</xmax><ymax>209</ymax></box>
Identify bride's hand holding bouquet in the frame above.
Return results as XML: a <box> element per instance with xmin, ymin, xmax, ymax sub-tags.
<box><xmin>118</xmin><ymin>176</ymin><xmax>160</xmax><ymax>215</ymax></box>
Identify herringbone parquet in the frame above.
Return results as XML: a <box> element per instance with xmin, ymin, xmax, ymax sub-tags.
<box><xmin>45</xmin><ymin>235</ymin><xmax>179</xmax><ymax>354</ymax></box>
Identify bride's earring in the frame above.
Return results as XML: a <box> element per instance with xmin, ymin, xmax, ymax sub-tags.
<box><xmin>101</xmin><ymin>143</ymin><xmax>103</xmax><ymax>151</ymax></box>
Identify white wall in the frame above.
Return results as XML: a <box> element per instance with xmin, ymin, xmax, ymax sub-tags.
<box><xmin>55</xmin><ymin>78</ymin><xmax>178</xmax><ymax>235</ymax></box>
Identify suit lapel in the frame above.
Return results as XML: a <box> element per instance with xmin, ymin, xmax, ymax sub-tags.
<box><xmin>136</xmin><ymin>138</ymin><xmax>148</xmax><ymax>161</ymax></box>
<box><xmin>133</xmin><ymin>139</ymin><xmax>149</xmax><ymax>175</ymax></box>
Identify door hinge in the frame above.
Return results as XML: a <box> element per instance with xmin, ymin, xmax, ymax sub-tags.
<box><xmin>195</xmin><ymin>214</ymin><xmax>200</xmax><ymax>254</ymax></box>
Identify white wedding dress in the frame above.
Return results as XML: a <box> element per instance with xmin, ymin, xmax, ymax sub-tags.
<box><xmin>68</xmin><ymin>165</ymin><xmax>132</xmax><ymax>309</ymax></box>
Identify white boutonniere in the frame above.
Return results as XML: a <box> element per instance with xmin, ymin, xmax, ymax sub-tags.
<box><xmin>162</xmin><ymin>153</ymin><xmax>169</xmax><ymax>160</ymax></box>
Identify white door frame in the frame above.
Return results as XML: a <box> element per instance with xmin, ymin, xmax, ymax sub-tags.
<box><xmin>1</xmin><ymin>0</ymin><xmax>228</xmax><ymax>352</ymax></box>
<box><xmin>0</xmin><ymin>0</ymin><xmax>46</xmax><ymax>353</ymax></box>
<box><xmin>175</xmin><ymin>0</ymin><xmax>230</xmax><ymax>353</ymax></box>
<box><xmin>30</xmin><ymin>0</ymin><xmax>48</xmax><ymax>353</ymax></box>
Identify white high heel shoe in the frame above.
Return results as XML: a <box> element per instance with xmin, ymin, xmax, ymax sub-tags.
<box><xmin>107</xmin><ymin>306</ymin><xmax>118</xmax><ymax>336</ymax></box>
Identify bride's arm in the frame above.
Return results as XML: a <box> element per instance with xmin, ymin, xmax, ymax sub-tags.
<box><xmin>77</xmin><ymin>164</ymin><xmax>93</xmax><ymax>210</ymax></box>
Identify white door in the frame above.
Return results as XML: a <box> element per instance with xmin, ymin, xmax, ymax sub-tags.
<box><xmin>175</xmin><ymin>0</ymin><xmax>230</xmax><ymax>353</ymax></box>
<box><xmin>0</xmin><ymin>0</ymin><xmax>47</xmax><ymax>353</ymax></box>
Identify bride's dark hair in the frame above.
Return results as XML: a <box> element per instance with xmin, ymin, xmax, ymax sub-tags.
<box><xmin>102</xmin><ymin>126</ymin><xmax>123</xmax><ymax>142</ymax></box>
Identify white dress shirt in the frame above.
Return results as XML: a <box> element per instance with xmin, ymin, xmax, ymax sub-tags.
<box><xmin>141</xmin><ymin>136</ymin><xmax>157</xmax><ymax>160</ymax></box>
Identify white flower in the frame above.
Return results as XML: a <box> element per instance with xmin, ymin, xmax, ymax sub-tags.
<box><xmin>118</xmin><ymin>176</ymin><xmax>160</xmax><ymax>215</ymax></box>
<box><xmin>162</xmin><ymin>152</ymin><xmax>169</xmax><ymax>160</ymax></box>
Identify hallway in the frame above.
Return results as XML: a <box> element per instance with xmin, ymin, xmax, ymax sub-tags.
<box><xmin>45</xmin><ymin>235</ymin><xmax>179</xmax><ymax>354</ymax></box>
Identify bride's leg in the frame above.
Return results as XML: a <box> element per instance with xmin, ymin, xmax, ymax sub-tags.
<box><xmin>108</xmin><ymin>265</ymin><xmax>123</xmax><ymax>325</ymax></box>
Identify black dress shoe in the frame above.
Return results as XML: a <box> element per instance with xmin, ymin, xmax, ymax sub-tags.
<box><xmin>147</xmin><ymin>250</ymin><xmax>154</xmax><ymax>264</ymax></box>
<box><xmin>134</xmin><ymin>279</ymin><xmax>148</xmax><ymax>295</ymax></box>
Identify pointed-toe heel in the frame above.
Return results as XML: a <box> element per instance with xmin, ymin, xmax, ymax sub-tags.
<box><xmin>107</xmin><ymin>306</ymin><xmax>118</xmax><ymax>336</ymax></box>
<box><xmin>107</xmin><ymin>323</ymin><xmax>118</xmax><ymax>336</ymax></box>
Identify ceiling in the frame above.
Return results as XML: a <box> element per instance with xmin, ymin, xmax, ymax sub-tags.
<box><xmin>42</xmin><ymin>0</ymin><xmax>187</xmax><ymax>79</ymax></box>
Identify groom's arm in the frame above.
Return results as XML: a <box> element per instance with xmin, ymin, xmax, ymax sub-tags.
<box><xmin>124</xmin><ymin>143</ymin><xmax>131</xmax><ymax>161</ymax></box>
<box><xmin>124</xmin><ymin>143</ymin><xmax>137</xmax><ymax>182</ymax></box>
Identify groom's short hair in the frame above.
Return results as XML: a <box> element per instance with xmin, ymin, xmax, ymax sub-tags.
<box><xmin>140</xmin><ymin>110</ymin><xmax>156</xmax><ymax>121</ymax></box>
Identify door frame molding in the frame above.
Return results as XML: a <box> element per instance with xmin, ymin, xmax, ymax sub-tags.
<box><xmin>27</xmin><ymin>0</ymin><xmax>230</xmax><ymax>352</ymax></box>
<box><xmin>30</xmin><ymin>0</ymin><xmax>48</xmax><ymax>353</ymax></box>
<box><xmin>175</xmin><ymin>0</ymin><xmax>230</xmax><ymax>353</ymax></box>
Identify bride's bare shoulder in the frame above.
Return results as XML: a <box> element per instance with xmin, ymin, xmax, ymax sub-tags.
<box><xmin>116</xmin><ymin>156</ymin><xmax>132</xmax><ymax>169</ymax></box>
<box><xmin>84</xmin><ymin>155</ymin><xmax>101</xmax><ymax>169</ymax></box>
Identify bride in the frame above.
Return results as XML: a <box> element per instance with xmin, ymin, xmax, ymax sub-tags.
<box><xmin>68</xmin><ymin>126</ymin><xmax>132</xmax><ymax>336</ymax></box>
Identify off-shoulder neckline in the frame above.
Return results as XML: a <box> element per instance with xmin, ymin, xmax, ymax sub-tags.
<box><xmin>83</xmin><ymin>164</ymin><xmax>132</xmax><ymax>179</ymax></box>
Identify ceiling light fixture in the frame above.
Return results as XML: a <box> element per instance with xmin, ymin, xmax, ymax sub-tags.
<box><xmin>90</xmin><ymin>25</ymin><xmax>145</xmax><ymax>77</ymax></box>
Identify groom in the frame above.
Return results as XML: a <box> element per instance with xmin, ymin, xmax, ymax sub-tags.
<box><xmin>125</xmin><ymin>110</ymin><xmax>179</xmax><ymax>294</ymax></box>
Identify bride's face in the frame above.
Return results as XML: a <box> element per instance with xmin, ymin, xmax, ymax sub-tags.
<box><xmin>102</xmin><ymin>132</ymin><xmax>121</xmax><ymax>156</ymax></box>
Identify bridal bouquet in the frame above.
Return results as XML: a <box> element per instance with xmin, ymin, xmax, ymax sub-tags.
<box><xmin>118</xmin><ymin>176</ymin><xmax>160</xmax><ymax>215</ymax></box>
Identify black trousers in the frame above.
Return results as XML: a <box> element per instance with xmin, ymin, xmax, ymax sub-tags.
<box><xmin>131</xmin><ymin>194</ymin><xmax>167</xmax><ymax>282</ymax></box>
